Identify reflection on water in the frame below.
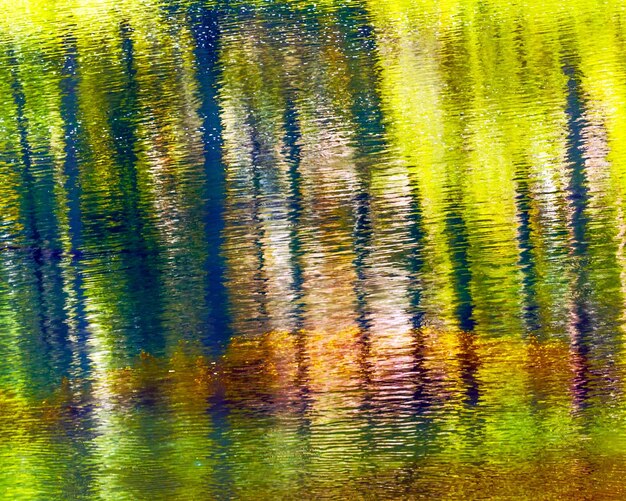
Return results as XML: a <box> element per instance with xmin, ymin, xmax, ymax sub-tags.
<box><xmin>1</xmin><ymin>0</ymin><xmax>626</xmax><ymax>498</ymax></box>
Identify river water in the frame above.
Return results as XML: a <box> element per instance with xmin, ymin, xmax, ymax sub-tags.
<box><xmin>1</xmin><ymin>0</ymin><xmax>626</xmax><ymax>499</ymax></box>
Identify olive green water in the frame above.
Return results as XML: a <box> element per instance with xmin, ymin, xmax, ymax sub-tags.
<box><xmin>1</xmin><ymin>0</ymin><xmax>626</xmax><ymax>499</ymax></box>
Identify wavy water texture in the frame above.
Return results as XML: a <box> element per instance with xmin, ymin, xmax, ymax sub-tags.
<box><xmin>1</xmin><ymin>0</ymin><xmax>626</xmax><ymax>499</ymax></box>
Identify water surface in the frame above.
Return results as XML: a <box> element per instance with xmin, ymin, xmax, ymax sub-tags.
<box><xmin>1</xmin><ymin>0</ymin><xmax>626</xmax><ymax>498</ymax></box>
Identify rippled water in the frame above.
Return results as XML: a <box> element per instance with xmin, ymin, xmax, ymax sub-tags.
<box><xmin>1</xmin><ymin>0</ymin><xmax>626</xmax><ymax>498</ymax></box>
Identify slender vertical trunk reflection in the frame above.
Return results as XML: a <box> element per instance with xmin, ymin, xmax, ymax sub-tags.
<box><xmin>564</xmin><ymin>64</ymin><xmax>592</xmax><ymax>412</ymax></box>
<box><xmin>61</xmin><ymin>36</ymin><xmax>83</xmax><ymax>255</ymax></box>
<box><xmin>511</xmin><ymin>30</ymin><xmax>542</xmax><ymax>336</ymax></box>
<box><xmin>9</xmin><ymin>50</ymin><xmax>72</xmax><ymax>395</ymax></box>
<box><xmin>191</xmin><ymin>4</ymin><xmax>231</xmax><ymax>350</ymax></box>
<box><xmin>439</xmin><ymin>29</ymin><xmax>481</xmax><ymax>416</ymax></box>
<box><xmin>284</xmin><ymin>98</ymin><xmax>306</xmax><ymax>330</ymax></box>
<box><xmin>110</xmin><ymin>21</ymin><xmax>143</xmax><ymax>250</ymax></box>
<box><xmin>515</xmin><ymin>170</ymin><xmax>541</xmax><ymax>334</ymax></box>
<box><xmin>444</xmin><ymin>194</ymin><xmax>475</xmax><ymax>333</ymax></box>
<box><xmin>344</xmin><ymin>3</ymin><xmax>378</xmax><ymax>333</ymax></box>
<box><xmin>405</xmin><ymin>185</ymin><xmax>438</xmax><ymax>468</ymax></box>
<box><xmin>283</xmin><ymin>94</ymin><xmax>313</xmax><ymax>482</ymax></box>
<box><xmin>407</xmin><ymin>184</ymin><xmax>427</xmax><ymax>330</ymax></box>
<box><xmin>9</xmin><ymin>51</ymin><xmax>41</xmax><ymax>252</ymax></box>
<box><xmin>444</xmin><ymin>191</ymin><xmax>479</xmax><ymax>409</ymax></box>
<box><xmin>60</xmin><ymin>35</ymin><xmax>91</xmax><ymax>381</ymax></box>
<box><xmin>107</xmin><ymin>22</ymin><xmax>164</xmax><ymax>356</ymax></box>
<box><xmin>342</xmin><ymin>7</ymin><xmax>382</xmax><ymax>469</ymax></box>
<box><xmin>245</xmin><ymin>111</ymin><xmax>270</xmax><ymax>332</ymax></box>
<box><xmin>352</xmin><ymin>190</ymin><xmax>373</xmax><ymax>331</ymax></box>
<box><xmin>190</xmin><ymin>6</ymin><xmax>233</xmax><ymax>498</ymax></box>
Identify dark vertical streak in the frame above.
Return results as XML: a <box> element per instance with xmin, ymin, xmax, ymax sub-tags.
<box><xmin>60</xmin><ymin>37</ymin><xmax>84</xmax><ymax>255</ymax></box>
<box><xmin>60</xmin><ymin>37</ymin><xmax>91</xmax><ymax>379</ymax></box>
<box><xmin>189</xmin><ymin>6</ymin><xmax>233</xmax><ymax>499</ymax></box>
<box><xmin>439</xmin><ymin>33</ymin><xmax>480</xmax><ymax>409</ymax></box>
<box><xmin>9</xmin><ymin>52</ymin><xmax>42</xmax><ymax>252</ymax></box>
<box><xmin>352</xmin><ymin>190</ymin><xmax>374</xmax><ymax>332</ymax></box>
<box><xmin>342</xmin><ymin>3</ymin><xmax>381</xmax><ymax>333</ymax></box>
<box><xmin>511</xmin><ymin>22</ymin><xmax>541</xmax><ymax>335</ymax></box>
<box><xmin>444</xmin><ymin>189</ymin><xmax>479</xmax><ymax>411</ymax></box>
<box><xmin>283</xmin><ymin>93</ymin><xmax>313</xmax><ymax>477</ymax></box>
<box><xmin>444</xmin><ymin>201</ymin><xmax>475</xmax><ymax>333</ymax></box>
<box><xmin>515</xmin><ymin>173</ymin><xmax>541</xmax><ymax>334</ymax></box>
<box><xmin>109</xmin><ymin>22</ymin><xmax>164</xmax><ymax>357</ymax></box>
<box><xmin>110</xmin><ymin>21</ymin><xmax>143</xmax><ymax>246</ymax></box>
<box><xmin>191</xmin><ymin>6</ymin><xmax>231</xmax><ymax>351</ymax></box>
<box><xmin>563</xmin><ymin>65</ymin><xmax>592</xmax><ymax>411</ymax></box>
<box><xmin>9</xmin><ymin>51</ymin><xmax>50</xmax><ymax>346</ymax></box>
<box><xmin>403</xmin><ymin>185</ymin><xmax>438</xmax><ymax>469</ymax></box>
<box><xmin>284</xmin><ymin>98</ymin><xmax>306</xmax><ymax>331</ymax></box>
<box><xmin>9</xmin><ymin>51</ymin><xmax>73</xmax><ymax>398</ymax></box>
<box><xmin>248</xmin><ymin>121</ymin><xmax>270</xmax><ymax>329</ymax></box>
<box><xmin>406</xmin><ymin>185</ymin><xmax>427</xmax><ymax>329</ymax></box>
<box><xmin>341</xmin><ymin>4</ymin><xmax>386</xmax><ymax>471</ymax></box>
